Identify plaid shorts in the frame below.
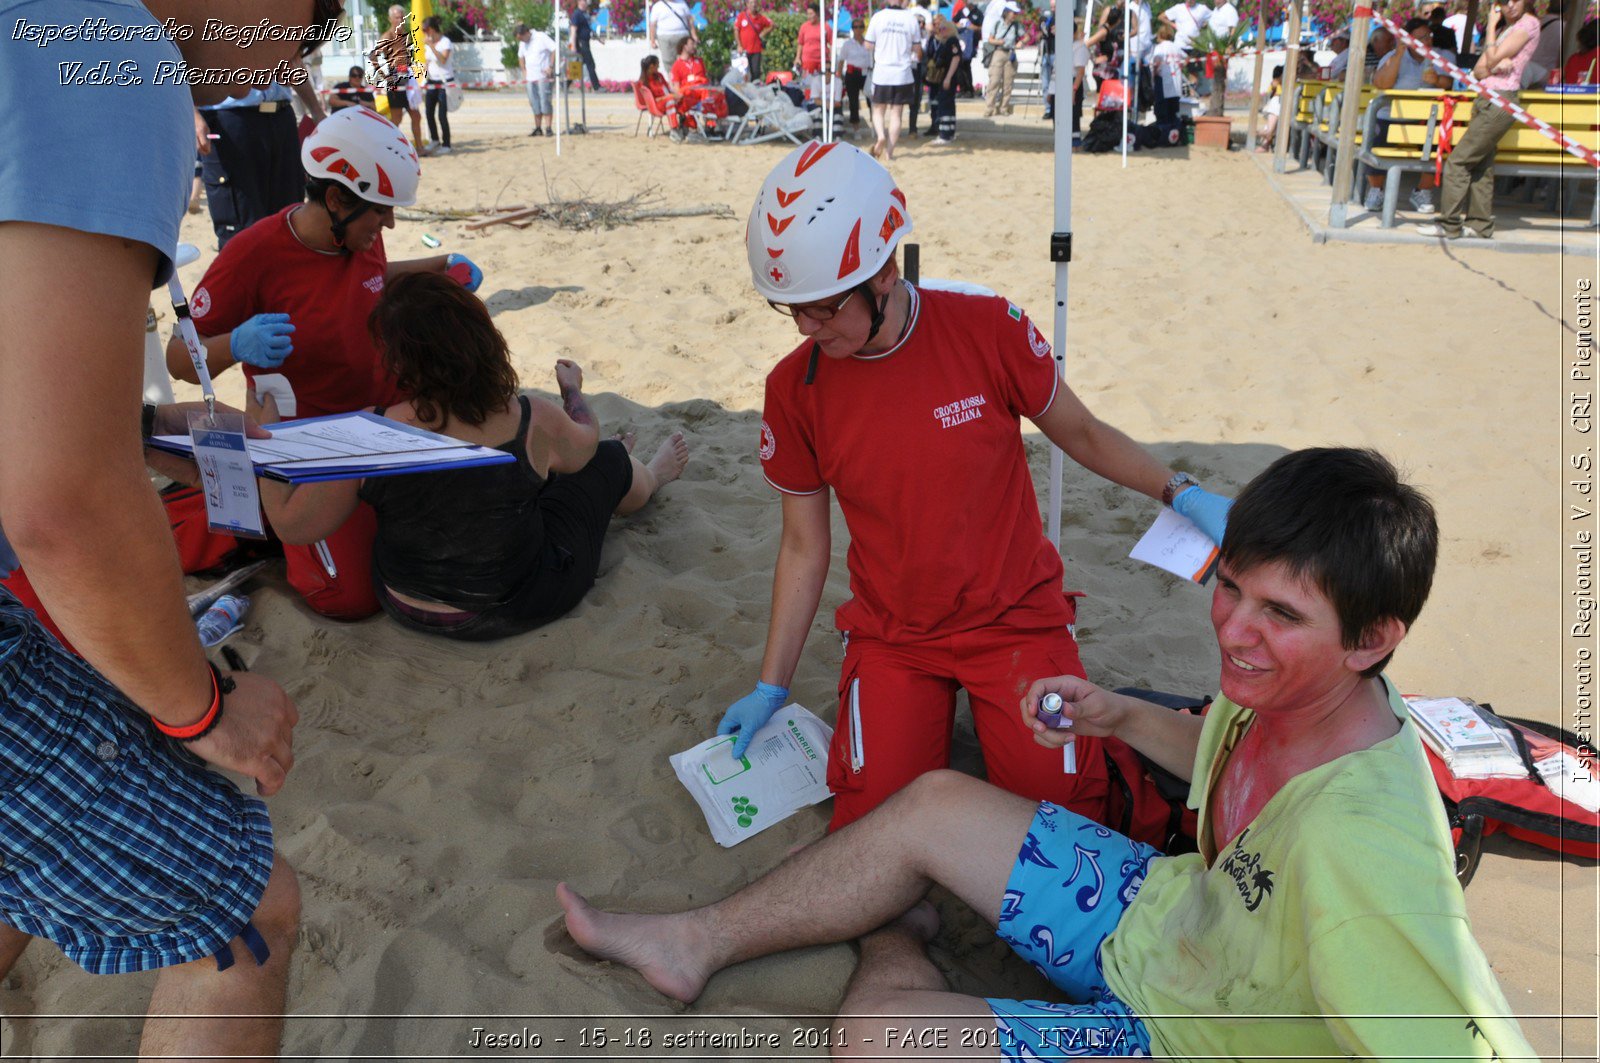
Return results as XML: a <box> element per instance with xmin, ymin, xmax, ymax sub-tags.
<box><xmin>0</xmin><ymin>591</ymin><xmax>274</xmax><ymax>974</ymax></box>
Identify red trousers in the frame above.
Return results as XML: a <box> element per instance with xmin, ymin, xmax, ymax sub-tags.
<box><xmin>825</xmin><ymin>611</ymin><xmax>1116</xmax><ymax>832</ymax></box>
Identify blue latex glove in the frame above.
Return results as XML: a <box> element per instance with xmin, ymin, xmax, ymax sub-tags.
<box><xmin>716</xmin><ymin>681</ymin><xmax>790</xmax><ymax>761</ymax></box>
<box><xmin>232</xmin><ymin>312</ymin><xmax>295</xmax><ymax>369</ymax></box>
<box><xmin>446</xmin><ymin>252</ymin><xmax>483</xmax><ymax>292</ymax></box>
<box><xmin>1172</xmin><ymin>484</ymin><xmax>1233</xmax><ymax>546</ymax></box>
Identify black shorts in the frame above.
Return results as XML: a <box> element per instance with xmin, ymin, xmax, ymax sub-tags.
<box><xmin>386</xmin><ymin>87</ymin><xmax>409</xmax><ymax>113</ymax></box>
<box><xmin>378</xmin><ymin>440</ymin><xmax>635</xmax><ymax>641</ymax></box>
<box><xmin>873</xmin><ymin>82</ymin><xmax>916</xmax><ymax>106</ymax></box>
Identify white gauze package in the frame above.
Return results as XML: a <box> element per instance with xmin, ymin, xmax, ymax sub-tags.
<box><xmin>670</xmin><ymin>704</ymin><xmax>833</xmax><ymax>847</ymax></box>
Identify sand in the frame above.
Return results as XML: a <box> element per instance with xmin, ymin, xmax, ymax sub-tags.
<box><xmin>2</xmin><ymin>93</ymin><xmax>1595</xmax><ymax>1059</ymax></box>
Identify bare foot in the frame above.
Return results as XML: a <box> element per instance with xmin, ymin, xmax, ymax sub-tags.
<box><xmin>646</xmin><ymin>431</ymin><xmax>689</xmax><ymax>488</ymax></box>
<box><xmin>556</xmin><ymin>883</ymin><xmax>711</xmax><ymax>1004</ymax></box>
<box><xmin>870</xmin><ymin>139</ymin><xmax>885</xmax><ymax>159</ymax></box>
<box><xmin>611</xmin><ymin>431</ymin><xmax>637</xmax><ymax>453</ymax></box>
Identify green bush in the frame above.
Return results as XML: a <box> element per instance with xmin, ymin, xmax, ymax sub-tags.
<box><xmin>699</xmin><ymin>20</ymin><xmax>736</xmax><ymax>82</ymax></box>
<box><xmin>762</xmin><ymin>12</ymin><xmax>809</xmax><ymax>77</ymax></box>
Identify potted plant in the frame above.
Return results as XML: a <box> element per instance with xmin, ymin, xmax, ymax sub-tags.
<box><xmin>1188</xmin><ymin>20</ymin><xmax>1248</xmax><ymax>147</ymax></box>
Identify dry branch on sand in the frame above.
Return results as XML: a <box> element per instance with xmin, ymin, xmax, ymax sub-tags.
<box><xmin>462</xmin><ymin>189</ymin><xmax>733</xmax><ymax>232</ymax></box>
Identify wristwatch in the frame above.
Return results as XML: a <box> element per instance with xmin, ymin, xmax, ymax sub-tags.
<box><xmin>141</xmin><ymin>401</ymin><xmax>158</xmax><ymax>442</ymax></box>
<box><xmin>1162</xmin><ymin>471</ymin><xmax>1199</xmax><ymax>507</ymax></box>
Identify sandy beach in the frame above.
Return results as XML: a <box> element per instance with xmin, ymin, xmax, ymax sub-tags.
<box><xmin>2</xmin><ymin>93</ymin><xmax>1595</xmax><ymax>1058</ymax></box>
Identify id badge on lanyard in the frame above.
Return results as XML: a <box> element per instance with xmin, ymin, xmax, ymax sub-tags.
<box><xmin>169</xmin><ymin>262</ymin><xmax>266</xmax><ymax>539</ymax></box>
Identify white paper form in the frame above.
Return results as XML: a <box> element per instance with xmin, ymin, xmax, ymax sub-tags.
<box><xmin>153</xmin><ymin>412</ymin><xmax>512</xmax><ymax>482</ymax></box>
<box><xmin>1130</xmin><ymin>508</ymin><xmax>1221</xmax><ymax>584</ymax></box>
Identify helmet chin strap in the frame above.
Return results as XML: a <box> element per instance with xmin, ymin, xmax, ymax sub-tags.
<box><xmin>325</xmin><ymin>192</ymin><xmax>373</xmax><ymax>252</ymax></box>
<box><xmin>804</xmin><ymin>282</ymin><xmax>891</xmax><ymax>386</ymax></box>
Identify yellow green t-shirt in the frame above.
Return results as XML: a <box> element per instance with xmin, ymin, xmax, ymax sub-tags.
<box><xmin>1099</xmin><ymin>680</ymin><xmax>1538</xmax><ymax>1061</ymax></box>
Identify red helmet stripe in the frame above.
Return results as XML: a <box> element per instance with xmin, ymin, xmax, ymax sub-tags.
<box><xmin>837</xmin><ymin>219</ymin><xmax>861</xmax><ymax>279</ymax></box>
<box><xmin>889</xmin><ymin>187</ymin><xmax>907</xmax><ymax>207</ymax></box>
<box><xmin>767</xmin><ymin>213</ymin><xmax>795</xmax><ymax>236</ymax></box>
<box><xmin>775</xmin><ymin>187</ymin><xmax>802</xmax><ymax>208</ymax></box>
<box><xmin>879</xmin><ymin>206</ymin><xmax>903</xmax><ymax>244</ymax></box>
<box><xmin>376</xmin><ymin>164</ymin><xmax>394</xmax><ymax>199</ymax></box>
<box><xmin>793</xmin><ymin>141</ymin><xmax>837</xmax><ymax>177</ymax></box>
<box><xmin>767</xmin><ymin>247</ymin><xmax>783</xmax><ymax>258</ymax></box>
<box><xmin>310</xmin><ymin>146</ymin><xmax>337</xmax><ymax>162</ymax></box>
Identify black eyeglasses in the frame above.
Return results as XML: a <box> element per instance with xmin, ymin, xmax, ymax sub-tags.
<box><xmin>768</xmin><ymin>288</ymin><xmax>857</xmax><ymax>322</ymax></box>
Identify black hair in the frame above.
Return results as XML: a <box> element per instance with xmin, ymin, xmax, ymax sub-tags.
<box><xmin>1220</xmin><ymin>448</ymin><xmax>1438</xmax><ymax>677</ymax></box>
<box><xmin>423</xmin><ymin>15</ymin><xmax>442</xmax><ymax>32</ymax></box>
<box><xmin>1404</xmin><ymin>16</ymin><xmax>1429</xmax><ymax>33</ymax></box>
<box><xmin>1272</xmin><ymin>63</ymin><xmax>1285</xmax><ymax>79</ymax></box>
<box><xmin>1581</xmin><ymin>19</ymin><xmax>1600</xmax><ymax>52</ymax></box>
<box><xmin>348</xmin><ymin>65</ymin><xmax>364</xmax><ymax>78</ymax></box>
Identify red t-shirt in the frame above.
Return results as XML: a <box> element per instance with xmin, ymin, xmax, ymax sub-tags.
<box><xmin>1563</xmin><ymin>47</ymin><xmax>1599</xmax><ymax>85</ymax></box>
<box><xmin>797</xmin><ymin>21</ymin><xmax>824</xmax><ymax>73</ymax></box>
<box><xmin>672</xmin><ymin>56</ymin><xmax>709</xmax><ymax>88</ymax></box>
<box><xmin>735</xmin><ymin>12</ymin><xmax>772</xmax><ymax>54</ymax></box>
<box><xmin>191</xmin><ymin>205</ymin><xmax>403</xmax><ymax>419</ymax></box>
<box><xmin>760</xmin><ymin>286</ymin><xmax>1071</xmax><ymax>644</ymax></box>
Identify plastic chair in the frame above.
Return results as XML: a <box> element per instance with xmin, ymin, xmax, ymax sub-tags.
<box><xmin>633</xmin><ymin>81</ymin><xmax>668</xmax><ymax>137</ymax></box>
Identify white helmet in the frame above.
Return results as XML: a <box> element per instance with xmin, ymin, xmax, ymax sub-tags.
<box><xmin>300</xmin><ymin>106</ymin><xmax>420</xmax><ymax>207</ymax></box>
<box><xmin>746</xmin><ymin>140</ymin><xmax>913</xmax><ymax>304</ymax></box>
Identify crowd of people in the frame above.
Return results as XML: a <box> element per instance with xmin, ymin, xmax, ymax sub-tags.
<box><xmin>0</xmin><ymin>0</ymin><xmax>1573</xmax><ymax>1058</ymax></box>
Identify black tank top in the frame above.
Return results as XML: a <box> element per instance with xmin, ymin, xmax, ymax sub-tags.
<box><xmin>358</xmin><ymin>396</ymin><xmax>546</xmax><ymax>607</ymax></box>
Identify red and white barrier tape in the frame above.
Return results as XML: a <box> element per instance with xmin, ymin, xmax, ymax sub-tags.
<box><xmin>1372</xmin><ymin>11</ymin><xmax>1599</xmax><ymax>169</ymax></box>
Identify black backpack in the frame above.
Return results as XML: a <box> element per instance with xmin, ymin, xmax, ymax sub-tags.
<box><xmin>1081</xmin><ymin>110</ymin><xmax>1123</xmax><ymax>153</ymax></box>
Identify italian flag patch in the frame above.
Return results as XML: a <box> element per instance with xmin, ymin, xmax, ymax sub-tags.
<box><xmin>1006</xmin><ymin>303</ymin><xmax>1022</xmax><ymax>322</ymax></box>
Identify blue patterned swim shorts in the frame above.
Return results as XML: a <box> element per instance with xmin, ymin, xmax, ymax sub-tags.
<box><xmin>986</xmin><ymin>802</ymin><xmax>1161</xmax><ymax>1059</ymax></box>
<box><xmin>0</xmin><ymin>591</ymin><xmax>273</xmax><ymax>974</ymax></box>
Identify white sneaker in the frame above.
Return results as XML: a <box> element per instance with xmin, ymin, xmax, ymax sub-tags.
<box><xmin>1408</xmin><ymin>188</ymin><xmax>1435</xmax><ymax>213</ymax></box>
<box><xmin>1415</xmin><ymin>223</ymin><xmax>1487</xmax><ymax>239</ymax></box>
<box><xmin>927</xmin><ymin>137</ymin><xmax>954</xmax><ymax>147</ymax></box>
<box><xmin>433</xmin><ymin>144</ymin><xmax>452</xmax><ymax>155</ymax></box>
<box><xmin>1363</xmin><ymin>185</ymin><xmax>1385</xmax><ymax>212</ymax></box>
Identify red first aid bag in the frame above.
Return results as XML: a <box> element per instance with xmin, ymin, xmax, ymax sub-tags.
<box><xmin>1424</xmin><ymin>707</ymin><xmax>1600</xmax><ymax>886</ymax></box>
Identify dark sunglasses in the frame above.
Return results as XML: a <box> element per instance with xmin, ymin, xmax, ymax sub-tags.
<box><xmin>768</xmin><ymin>288</ymin><xmax>857</xmax><ymax>322</ymax></box>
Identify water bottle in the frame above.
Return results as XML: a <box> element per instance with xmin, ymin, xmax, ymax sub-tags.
<box><xmin>196</xmin><ymin>593</ymin><xmax>250</xmax><ymax>648</ymax></box>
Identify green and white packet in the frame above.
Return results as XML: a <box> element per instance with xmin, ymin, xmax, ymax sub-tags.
<box><xmin>671</xmin><ymin>704</ymin><xmax>834</xmax><ymax>847</ymax></box>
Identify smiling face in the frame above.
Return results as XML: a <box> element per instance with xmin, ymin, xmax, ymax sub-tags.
<box><xmin>1210</xmin><ymin>560</ymin><xmax>1395</xmax><ymax>719</ymax></box>
<box><xmin>321</xmin><ymin>186</ymin><xmax>395</xmax><ymax>252</ymax></box>
<box><xmin>781</xmin><ymin>266</ymin><xmax>898</xmax><ymax>360</ymax></box>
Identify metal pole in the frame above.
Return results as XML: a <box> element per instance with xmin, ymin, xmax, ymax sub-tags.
<box><xmin>1047</xmin><ymin>8</ymin><xmax>1073</xmax><ymax>551</ymax></box>
<box><xmin>1327</xmin><ymin>10</ymin><xmax>1371</xmax><ymax>228</ymax></box>
<box><xmin>554</xmin><ymin>4</ymin><xmax>563</xmax><ymax>155</ymax></box>
<box><xmin>1273</xmin><ymin>0</ymin><xmax>1302</xmax><ymax>171</ymax></box>
<box><xmin>1120</xmin><ymin>1</ymin><xmax>1130</xmax><ymax>166</ymax></box>
<box><xmin>1245</xmin><ymin>5</ymin><xmax>1266</xmax><ymax>149</ymax></box>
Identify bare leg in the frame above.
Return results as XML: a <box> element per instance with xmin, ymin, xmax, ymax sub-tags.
<box><xmin>870</xmin><ymin>104</ymin><xmax>887</xmax><ymax>158</ymax></box>
<box><xmin>885</xmin><ymin>106</ymin><xmax>903</xmax><ymax>161</ymax></box>
<box><xmin>139</xmin><ymin>853</ymin><xmax>299</xmax><ymax>1061</ymax></box>
<box><xmin>833</xmin><ymin>903</ymin><xmax>1001</xmax><ymax>1061</ymax></box>
<box><xmin>0</xmin><ymin>922</ymin><xmax>31</xmax><ymax>980</ymax></box>
<box><xmin>557</xmin><ymin>771</ymin><xmax>1037</xmax><ymax>1004</ymax></box>
<box><xmin>615</xmin><ymin>432</ymin><xmax>688</xmax><ymax>516</ymax></box>
<box><xmin>409</xmin><ymin>107</ymin><xmax>425</xmax><ymax>149</ymax></box>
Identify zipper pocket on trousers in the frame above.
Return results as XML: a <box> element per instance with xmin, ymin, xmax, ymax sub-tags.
<box><xmin>849</xmin><ymin>677</ymin><xmax>864</xmax><ymax>775</ymax></box>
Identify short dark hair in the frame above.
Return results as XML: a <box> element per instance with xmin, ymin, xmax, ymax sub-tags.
<box><xmin>1404</xmin><ymin>16</ymin><xmax>1429</xmax><ymax>33</ymax></box>
<box><xmin>348</xmin><ymin>65</ymin><xmax>364</xmax><ymax>78</ymax></box>
<box><xmin>1220</xmin><ymin>448</ymin><xmax>1438</xmax><ymax>677</ymax></box>
<box><xmin>423</xmin><ymin>15</ymin><xmax>442</xmax><ymax>32</ymax></box>
<box><xmin>369</xmin><ymin>272</ymin><xmax>520</xmax><ymax>431</ymax></box>
<box><xmin>1581</xmin><ymin>18</ymin><xmax>1600</xmax><ymax>52</ymax></box>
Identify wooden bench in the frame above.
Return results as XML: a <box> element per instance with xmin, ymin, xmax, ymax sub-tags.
<box><xmin>1356</xmin><ymin>88</ymin><xmax>1600</xmax><ymax>227</ymax></box>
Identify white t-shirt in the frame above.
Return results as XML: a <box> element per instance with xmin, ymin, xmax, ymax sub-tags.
<box><xmin>1328</xmin><ymin>49</ymin><xmax>1349</xmax><ymax>78</ymax></box>
<box><xmin>1208</xmin><ymin>2</ymin><xmax>1239</xmax><ymax>41</ymax></box>
<box><xmin>1072</xmin><ymin>38</ymin><xmax>1091</xmax><ymax>72</ymax></box>
<box><xmin>424</xmin><ymin>36</ymin><xmax>453</xmax><ymax>81</ymax></box>
<box><xmin>838</xmin><ymin>37</ymin><xmax>874</xmax><ymax>73</ymax></box>
<box><xmin>1150</xmin><ymin>38</ymin><xmax>1185</xmax><ymax>98</ymax></box>
<box><xmin>981</xmin><ymin>2</ymin><xmax>1006</xmax><ymax>46</ymax></box>
<box><xmin>650</xmin><ymin>0</ymin><xmax>694</xmax><ymax>40</ymax></box>
<box><xmin>865</xmin><ymin>8</ymin><xmax>922</xmax><ymax>85</ymax></box>
<box><xmin>1443</xmin><ymin>13</ymin><xmax>1468</xmax><ymax>49</ymax></box>
<box><xmin>1166</xmin><ymin>2</ymin><xmax>1211</xmax><ymax>51</ymax></box>
<box><xmin>521</xmin><ymin>31</ymin><xmax>556</xmax><ymax>80</ymax></box>
<box><xmin>1133</xmin><ymin>1</ymin><xmax>1154</xmax><ymax>59</ymax></box>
